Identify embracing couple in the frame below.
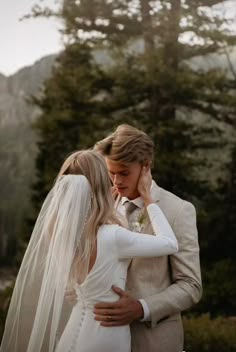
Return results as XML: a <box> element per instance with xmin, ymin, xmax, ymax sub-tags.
<box><xmin>0</xmin><ymin>124</ymin><xmax>202</xmax><ymax>352</ymax></box>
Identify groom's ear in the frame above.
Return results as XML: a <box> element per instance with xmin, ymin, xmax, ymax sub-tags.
<box><xmin>143</xmin><ymin>160</ymin><xmax>152</xmax><ymax>170</ymax></box>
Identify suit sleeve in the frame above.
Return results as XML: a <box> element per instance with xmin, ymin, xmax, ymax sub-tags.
<box><xmin>114</xmin><ymin>204</ymin><xmax>178</xmax><ymax>258</ymax></box>
<box><xmin>144</xmin><ymin>201</ymin><xmax>202</xmax><ymax>328</ymax></box>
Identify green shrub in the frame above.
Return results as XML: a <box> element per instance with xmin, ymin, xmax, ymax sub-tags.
<box><xmin>184</xmin><ymin>314</ymin><xmax>236</xmax><ymax>352</ymax></box>
<box><xmin>193</xmin><ymin>260</ymin><xmax>236</xmax><ymax>316</ymax></box>
<box><xmin>0</xmin><ymin>285</ymin><xmax>13</xmax><ymax>341</ymax></box>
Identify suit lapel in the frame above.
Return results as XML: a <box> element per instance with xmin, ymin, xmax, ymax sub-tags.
<box><xmin>150</xmin><ymin>181</ymin><xmax>161</xmax><ymax>203</ymax></box>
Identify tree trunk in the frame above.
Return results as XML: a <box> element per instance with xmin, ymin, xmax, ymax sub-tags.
<box><xmin>140</xmin><ymin>0</ymin><xmax>154</xmax><ymax>54</ymax></box>
<box><xmin>163</xmin><ymin>0</ymin><xmax>181</xmax><ymax>70</ymax></box>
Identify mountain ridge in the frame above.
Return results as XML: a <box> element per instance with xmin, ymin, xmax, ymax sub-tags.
<box><xmin>0</xmin><ymin>47</ymin><xmax>235</xmax><ymax>260</ymax></box>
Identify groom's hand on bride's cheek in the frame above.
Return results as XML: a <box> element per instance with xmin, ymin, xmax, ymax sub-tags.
<box><xmin>93</xmin><ymin>285</ymin><xmax>144</xmax><ymax>326</ymax></box>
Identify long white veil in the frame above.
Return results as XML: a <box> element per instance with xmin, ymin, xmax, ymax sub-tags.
<box><xmin>0</xmin><ymin>175</ymin><xmax>92</xmax><ymax>352</ymax></box>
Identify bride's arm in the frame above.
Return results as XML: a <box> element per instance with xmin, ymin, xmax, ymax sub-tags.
<box><xmin>115</xmin><ymin>166</ymin><xmax>178</xmax><ymax>258</ymax></box>
<box><xmin>115</xmin><ymin>204</ymin><xmax>178</xmax><ymax>258</ymax></box>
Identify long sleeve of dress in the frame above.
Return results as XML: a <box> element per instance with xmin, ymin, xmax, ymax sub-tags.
<box><xmin>114</xmin><ymin>204</ymin><xmax>178</xmax><ymax>258</ymax></box>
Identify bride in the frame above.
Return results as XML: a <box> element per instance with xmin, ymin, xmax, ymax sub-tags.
<box><xmin>0</xmin><ymin>150</ymin><xmax>178</xmax><ymax>352</ymax></box>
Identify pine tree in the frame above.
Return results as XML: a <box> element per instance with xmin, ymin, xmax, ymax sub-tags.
<box><xmin>55</xmin><ymin>0</ymin><xmax>236</xmax><ymax>197</ymax></box>
<box><xmin>31</xmin><ymin>42</ymin><xmax>113</xmax><ymax>212</ymax></box>
<box><xmin>27</xmin><ymin>0</ymin><xmax>236</xmax><ymax>317</ymax></box>
<box><xmin>28</xmin><ymin>0</ymin><xmax>236</xmax><ymax>205</ymax></box>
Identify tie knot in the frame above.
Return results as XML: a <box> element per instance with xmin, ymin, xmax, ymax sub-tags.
<box><xmin>124</xmin><ymin>201</ymin><xmax>137</xmax><ymax>216</ymax></box>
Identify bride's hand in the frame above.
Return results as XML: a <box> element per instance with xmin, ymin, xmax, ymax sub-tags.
<box><xmin>137</xmin><ymin>166</ymin><xmax>152</xmax><ymax>206</ymax></box>
<box><xmin>65</xmin><ymin>288</ymin><xmax>78</xmax><ymax>305</ymax></box>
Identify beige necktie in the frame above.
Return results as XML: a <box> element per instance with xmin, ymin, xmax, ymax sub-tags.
<box><xmin>124</xmin><ymin>201</ymin><xmax>137</xmax><ymax>229</ymax></box>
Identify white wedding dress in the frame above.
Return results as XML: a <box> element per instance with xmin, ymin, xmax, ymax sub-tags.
<box><xmin>56</xmin><ymin>204</ymin><xmax>178</xmax><ymax>352</ymax></box>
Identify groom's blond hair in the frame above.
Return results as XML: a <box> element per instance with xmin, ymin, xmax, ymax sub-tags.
<box><xmin>95</xmin><ymin>124</ymin><xmax>154</xmax><ymax>164</ymax></box>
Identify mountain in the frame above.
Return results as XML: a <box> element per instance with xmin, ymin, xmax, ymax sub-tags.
<box><xmin>188</xmin><ymin>46</ymin><xmax>236</xmax><ymax>78</ymax></box>
<box><xmin>0</xmin><ymin>55</ymin><xmax>56</xmax><ymax>125</ymax></box>
<box><xmin>0</xmin><ymin>47</ymin><xmax>235</xmax><ymax>261</ymax></box>
<box><xmin>0</xmin><ymin>55</ymin><xmax>56</xmax><ymax>261</ymax></box>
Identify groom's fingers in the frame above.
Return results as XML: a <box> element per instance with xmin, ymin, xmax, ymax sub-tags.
<box><xmin>111</xmin><ymin>285</ymin><xmax>128</xmax><ymax>297</ymax></box>
<box><xmin>94</xmin><ymin>285</ymin><xmax>144</xmax><ymax>326</ymax></box>
<box><xmin>94</xmin><ymin>286</ymin><xmax>128</xmax><ymax>311</ymax></box>
<box><xmin>94</xmin><ymin>296</ymin><xmax>144</xmax><ymax>326</ymax></box>
<box><xmin>94</xmin><ymin>311</ymin><xmax>132</xmax><ymax>326</ymax></box>
<box><xmin>95</xmin><ymin>309</ymin><xmax>138</xmax><ymax>327</ymax></box>
<box><xmin>93</xmin><ymin>304</ymin><xmax>122</xmax><ymax>319</ymax></box>
<box><xmin>94</xmin><ymin>301</ymin><xmax>120</xmax><ymax>310</ymax></box>
<box><xmin>94</xmin><ymin>308</ymin><xmax>124</xmax><ymax>317</ymax></box>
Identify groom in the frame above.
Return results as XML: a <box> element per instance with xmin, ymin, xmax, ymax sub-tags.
<box><xmin>94</xmin><ymin>124</ymin><xmax>202</xmax><ymax>352</ymax></box>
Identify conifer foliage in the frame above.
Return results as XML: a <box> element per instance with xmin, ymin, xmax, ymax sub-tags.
<box><xmin>30</xmin><ymin>0</ymin><xmax>236</xmax><ymax>315</ymax></box>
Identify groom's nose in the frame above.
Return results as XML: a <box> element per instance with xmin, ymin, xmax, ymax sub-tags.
<box><xmin>113</xmin><ymin>174</ymin><xmax>122</xmax><ymax>186</ymax></box>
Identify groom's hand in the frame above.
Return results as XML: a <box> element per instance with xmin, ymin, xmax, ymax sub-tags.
<box><xmin>93</xmin><ymin>285</ymin><xmax>144</xmax><ymax>326</ymax></box>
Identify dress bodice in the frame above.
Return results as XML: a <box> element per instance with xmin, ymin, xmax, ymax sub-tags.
<box><xmin>56</xmin><ymin>204</ymin><xmax>178</xmax><ymax>352</ymax></box>
<box><xmin>73</xmin><ymin>225</ymin><xmax>130</xmax><ymax>309</ymax></box>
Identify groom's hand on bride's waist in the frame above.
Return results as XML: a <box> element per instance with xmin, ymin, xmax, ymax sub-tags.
<box><xmin>93</xmin><ymin>285</ymin><xmax>144</xmax><ymax>326</ymax></box>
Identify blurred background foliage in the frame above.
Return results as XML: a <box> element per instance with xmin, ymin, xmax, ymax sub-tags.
<box><xmin>1</xmin><ymin>0</ymin><xmax>236</xmax><ymax>349</ymax></box>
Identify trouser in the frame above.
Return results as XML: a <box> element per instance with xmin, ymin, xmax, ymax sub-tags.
<box><xmin>130</xmin><ymin>319</ymin><xmax>184</xmax><ymax>352</ymax></box>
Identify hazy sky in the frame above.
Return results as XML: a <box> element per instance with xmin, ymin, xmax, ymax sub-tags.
<box><xmin>0</xmin><ymin>0</ymin><xmax>63</xmax><ymax>76</ymax></box>
<box><xmin>0</xmin><ymin>0</ymin><xmax>235</xmax><ymax>77</ymax></box>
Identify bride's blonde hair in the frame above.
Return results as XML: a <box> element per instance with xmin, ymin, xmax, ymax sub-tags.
<box><xmin>0</xmin><ymin>150</ymin><xmax>122</xmax><ymax>351</ymax></box>
<box><xmin>57</xmin><ymin>150</ymin><xmax>121</xmax><ymax>281</ymax></box>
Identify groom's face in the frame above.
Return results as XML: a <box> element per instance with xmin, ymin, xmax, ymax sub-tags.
<box><xmin>105</xmin><ymin>158</ymin><xmax>142</xmax><ymax>200</ymax></box>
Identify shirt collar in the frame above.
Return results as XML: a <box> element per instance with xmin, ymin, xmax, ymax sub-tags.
<box><xmin>121</xmin><ymin>180</ymin><xmax>154</xmax><ymax>209</ymax></box>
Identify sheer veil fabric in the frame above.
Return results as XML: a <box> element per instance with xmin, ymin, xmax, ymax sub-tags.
<box><xmin>0</xmin><ymin>175</ymin><xmax>92</xmax><ymax>352</ymax></box>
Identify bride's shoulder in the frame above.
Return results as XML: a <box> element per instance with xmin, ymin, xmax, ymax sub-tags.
<box><xmin>97</xmin><ymin>224</ymin><xmax>121</xmax><ymax>249</ymax></box>
<box><xmin>100</xmin><ymin>223</ymin><xmax>120</xmax><ymax>230</ymax></box>
<box><xmin>98</xmin><ymin>223</ymin><xmax>120</xmax><ymax>235</ymax></box>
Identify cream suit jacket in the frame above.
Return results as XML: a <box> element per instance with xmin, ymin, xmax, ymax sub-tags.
<box><xmin>123</xmin><ymin>181</ymin><xmax>202</xmax><ymax>352</ymax></box>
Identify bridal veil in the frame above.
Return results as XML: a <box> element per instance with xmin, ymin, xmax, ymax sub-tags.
<box><xmin>0</xmin><ymin>175</ymin><xmax>92</xmax><ymax>352</ymax></box>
